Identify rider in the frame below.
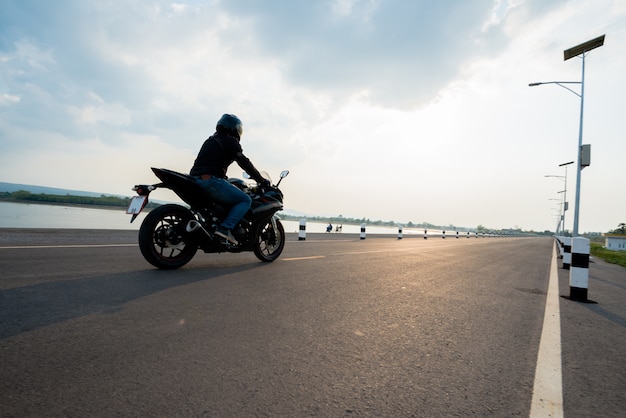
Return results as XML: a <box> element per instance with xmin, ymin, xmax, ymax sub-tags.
<box><xmin>190</xmin><ymin>114</ymin><xmax>269</xmax><ymax>245</ymax></box>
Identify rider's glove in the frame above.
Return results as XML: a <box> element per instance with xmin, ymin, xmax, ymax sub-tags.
<box><xmin>259</xmin><ymin>179</ymin><xmax>271</xmax><ymax>189</ymax></box>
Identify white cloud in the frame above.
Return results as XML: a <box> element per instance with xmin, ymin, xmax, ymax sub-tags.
<box><xmin>0</xmin><ymin>93</ymin><xmax>20</xmax><ymax>105</ymax></box>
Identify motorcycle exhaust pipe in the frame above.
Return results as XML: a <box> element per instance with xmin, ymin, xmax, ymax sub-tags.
<box><xmin>186</xmin><ymin>220</ymin><xmax>212</xmax><ymax>238</ymax></box>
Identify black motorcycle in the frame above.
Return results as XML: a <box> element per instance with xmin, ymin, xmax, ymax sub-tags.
<box><xmin>127</xmin><ymin>168</ymin><xmax>289</xmax><ymax>269</ymax></box>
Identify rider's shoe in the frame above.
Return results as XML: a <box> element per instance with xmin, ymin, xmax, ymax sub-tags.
<box><xmin>216</xmin><ymin>227</ymin><xmax>238</xmax><ymax>245</ymax></box>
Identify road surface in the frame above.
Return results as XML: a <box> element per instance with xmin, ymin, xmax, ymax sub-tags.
<box><xmin>0</xmin><ymin>229</ymin><xmax>624</xmax><ymax>417</ymax></box>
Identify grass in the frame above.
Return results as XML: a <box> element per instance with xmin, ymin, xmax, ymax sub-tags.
<box><xmin>590</xmin><ymin>242</ymin><xmax>626</xmax><ymax>268</ymax></box>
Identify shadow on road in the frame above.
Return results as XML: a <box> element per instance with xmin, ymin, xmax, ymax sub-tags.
<box><xmin>0</xmin><ymin>263</ymin><xmax>262</xmax><ymax>339</ymax></box>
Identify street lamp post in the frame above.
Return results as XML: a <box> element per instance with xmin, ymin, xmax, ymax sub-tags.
<box><xmin>530</xmin><ymin>35</ymin><xmax>605</xmax><ymax>302</ymax></box>
<box><xmin>545</xmin><ymin>160</ymin><xmax>574</xmax><ymax>235</ymax></box>
<box><xmin>548</xmin><ymin>198</ymin><xmax>563</xmax><ymax>234</ymax></box>
<box><xmin>529</xmin><ymin>34</ymin><xmax>604</xmax><ymax>237</ymax></box>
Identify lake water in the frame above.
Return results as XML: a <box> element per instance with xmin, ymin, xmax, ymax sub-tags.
<box><xmin>0</xmin><ymin>201</ymin><xmax>146</xmax><ymax>230</ymax></box>
<box><xmin>0</xmin><ymin>201</ymin><xmax>434</xmax><ymax>235</ymax></box>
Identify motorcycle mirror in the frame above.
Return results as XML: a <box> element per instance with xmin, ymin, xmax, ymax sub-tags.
<box><xmin>275</xmin><ymin>170</ymin><xmax>289</xmax><ymax>187</ymax></box>
<box><xmin>242</xmin><ymin>172</ymin><xmax>250</xmax><ymax>179</ymax></box>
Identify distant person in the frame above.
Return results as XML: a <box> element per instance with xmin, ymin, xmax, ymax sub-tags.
<box><xmin>190</xmin><ymin>114</ymin><xmax>269</xmax><ymax>245</ymax></box>
<box><xmin>326</xmin><ymin>223</ymin><xmax>333</xmax><ymax>233</ymax></box>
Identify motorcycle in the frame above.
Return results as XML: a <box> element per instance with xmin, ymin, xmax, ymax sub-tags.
<box><xmin>127</xmin><ymin>167</ymin><xmax>289</xmax><ymax>269</ymax></box>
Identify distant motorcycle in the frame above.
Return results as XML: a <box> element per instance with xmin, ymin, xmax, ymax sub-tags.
<box><xmin>127</xmin><ymin>167</ymin><xmax>289</xmax><ymax>269</ymax></box>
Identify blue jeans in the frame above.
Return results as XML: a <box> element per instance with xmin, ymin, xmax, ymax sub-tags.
<box><xmin>196</xmin><ymin>177</ymin><xmax>252</xmax><ymax>230</ymax></box>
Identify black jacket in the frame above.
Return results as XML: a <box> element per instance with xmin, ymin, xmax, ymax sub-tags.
<box><xmin>190</xmin><ymin>132</ymin><xmax>265</xmax><ymax>183</ymax></box>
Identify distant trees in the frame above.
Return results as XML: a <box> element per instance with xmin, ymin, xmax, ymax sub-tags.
<box><xmin>0</xmin><ymin>190</ymin><xmax>160</xmax><ymax>209</ymax></box>
<box><xmin>611</xmin><ymin>223</ymin><xmax>626</xmax><ymax>234</ymax></box>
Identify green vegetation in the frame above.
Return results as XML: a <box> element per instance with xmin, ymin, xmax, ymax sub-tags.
<box><xmin>591</xmin><ymin>242</ymin><xmax>626</xmax><ymax>268</ymax></box>
<box><xmin>609</xmin><ymin>223</ymin><xmax>626</xmax><ymax>234</ymax></box>
<box><xmin>281</xmin><ymin>213</ymin><xmax>465</xmax><ymax>231</ymax></box>
<box><xmin>281</xmin><ymin>213</ymin><xmax>402</xmax><ymax>228</ymax></box>
<box><xmin>0</xmin><ymin>190</ymin><xmax>160</xmax><ymax>210</ymax></box>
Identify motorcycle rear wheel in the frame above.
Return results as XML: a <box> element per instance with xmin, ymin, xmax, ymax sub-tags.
<box><xmin>254</xmin><ymin>218</ymin><xmax>285</xmax><ymax>262</ymax></box>
<box><xmin>138</xmin><ymin>204</ymin><xmax>198</xmax><ymax>269</ymax></box>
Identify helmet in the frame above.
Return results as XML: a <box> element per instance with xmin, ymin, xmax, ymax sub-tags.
<box><xmin>216</xmin><ymin>114</ymin><xmax>243</xmax><ymax>138</ymax></box>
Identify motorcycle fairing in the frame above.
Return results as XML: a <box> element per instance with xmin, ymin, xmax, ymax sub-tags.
<box><xmin>151</xmin><ymin>168</ymin><xmax>206</xmax><ymax>209</ymax></box>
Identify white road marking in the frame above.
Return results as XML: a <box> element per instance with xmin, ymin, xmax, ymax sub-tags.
<box><xmin>282</xmin><ymin>255</ymin><xmax>326</xmax><ymax>261</ymax></box>
<box><xmin>530</xmin><ymin>242</ymin><xmax>564</xmax><ymax>418</ymax></box>
<box><xmin>0</xmin><ymin>244</ymin><xmax>137</xmax><ymax>249</ymax></box>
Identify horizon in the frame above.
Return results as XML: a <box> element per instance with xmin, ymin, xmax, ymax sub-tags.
<box><xmin>0</xmin><ymin>180</ymin><xmax>610</xmax><ymax>234</ymax></box>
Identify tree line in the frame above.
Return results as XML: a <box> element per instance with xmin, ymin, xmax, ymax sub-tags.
<box><xmin>278</xmin><ymin>213</ymin><xmax>447</xmax><ymax>229</ymax></box>
<box><xmin>278</xmin><ymin>214</ymin><xmax>548</xmax><ymax>235</ymax></box>
<box><xmin>0</xmin><ymin>190</ymin><xmax>160</xmax><ymax>209</ymax></box>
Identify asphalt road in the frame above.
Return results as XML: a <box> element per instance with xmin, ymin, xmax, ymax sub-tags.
<box><xmin>0</xmin><ymin>230</ymin><xmax>624</xmax><ymax>417</ymax></box>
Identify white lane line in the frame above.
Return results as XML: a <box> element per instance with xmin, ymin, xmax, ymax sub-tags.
<box><xmin>0</xmin><ymin>244</ymin><xmax>137</xmax><ymax>249</ymax></box>
<box><xmin>530</xmin><ymin>242</ymin><xmax>563</xmax><ymax>418</ymax></box>
<box><xmin>282</xmin><ymin>255</ymin><xmax>326</xmax><ymax>261</ymax></box>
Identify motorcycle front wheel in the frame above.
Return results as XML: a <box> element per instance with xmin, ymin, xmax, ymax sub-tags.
<box><xmin>138</xmin><ymin>204</ymin><xmax>198</xmax><ymax>269</ymax></box>
<box><xmin>253</xmin><ymin>218</ymin><xmax>285</xmax><ymax>262</ymax></box>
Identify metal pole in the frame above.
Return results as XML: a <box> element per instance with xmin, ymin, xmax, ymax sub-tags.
<box><xmin>561</xmin><ymin>191</ymin><xmax>565</xmax><ymax>234</ymax></box>
<box><xmin>561</xmin><ymin>163</ymin><xmax>568</xmax><ymax>235</ymax></box>
<box><xmin>572</xmin><ymin>53</ymin><xmax>585</xmax><ymax>237</ymax></box>
<box><xmin>561</xmin><ymin>166</ymin><xmax>568</xmax><ymax>234</ymax></box>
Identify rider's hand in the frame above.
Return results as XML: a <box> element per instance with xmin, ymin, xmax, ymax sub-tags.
<box><xmin>259</xmin><ymin>179</ymin><xmax>271</xmax><ymax>189</ymax></box>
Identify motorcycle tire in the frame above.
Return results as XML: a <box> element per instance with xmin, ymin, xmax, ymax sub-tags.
<box><xmin>138</xmin><ymin>204</ymin><xmax>198</xmax><ymax>269</ymax></box>
<box><xmin>253</xmin><ymin>218</ymin><xmax>285</xmax><ymax>262</ymax></box>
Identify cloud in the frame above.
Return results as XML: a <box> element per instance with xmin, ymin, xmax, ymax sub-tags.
<box><xmin>215</xmin><ymin>0</ymin><xmax>567</xmax><ymax>109</ymax></box>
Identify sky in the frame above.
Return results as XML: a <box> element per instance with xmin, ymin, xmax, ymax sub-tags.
<box><xmin>1</xmin><ymin>0</ymin><xmax>624</xmax><ymax>233</ymax></box>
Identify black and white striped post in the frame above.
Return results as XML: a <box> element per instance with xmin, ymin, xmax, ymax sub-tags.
<box><xmin>442</xmin><ymin>230</ymin><xmax>446</xmax><ymax>239</ymax></box>
<box><xmin>424</xmin><ymin>229</ymin><xmax>428</xmax><ymax>240</ymax></box>
<box><xmin>467</xmin><ymin>231</ymin><xmax>470</xmax><ymax>238</ymax></box>
<box><xmin>397</xmin><ymin>225</ymin><xmax>403</xmax><ymax>240</ymax></box>
<box><xmin>562</xmin><ymin>237</ymin><xmax>572</xmax><ymax>270</ymax></box>
<box><xmin>298</xmin><ymin>219</ymin><xmax>306</xmax><ymax>241</ymax></box>
<box><xmin>456</xmin><ymin>231</ymin><xmax>459</xmax><ymax>239</ymax></box>
<box><xmin>360</xmin><ymin>223</ymin><xmax>366</xmax><ymax>240</ymax></box>
<box><xmin>569</xmin><ymin>237</ymin><xmax>590</xmax><ymax>301</ymax></box>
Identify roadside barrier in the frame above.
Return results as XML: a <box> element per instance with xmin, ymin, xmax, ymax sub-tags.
<box><xmin>298</xmin><ymin>219</ymin><xmax>306</xmax><ymax>241</ymax></box>
<box><xmin>569</xmin><ymin>237</ymin><xmax>590</xmax><ymax>301</ymax></box>
<box><xmin>291</xmin><ymin>224</ymin><xmax>526</xmax><ymax>240</ymax></box>
<box><xmin>562</xmin><ymin>237</ymin><xmax>571</xmax><ymax>270</ymax></box>
<box><xmin>555</xmin><ymin>236</ymin><xmax>564</xmax><ymax>258</ymax></box>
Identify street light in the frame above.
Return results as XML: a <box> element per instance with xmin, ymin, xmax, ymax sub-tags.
<box><xmin>548</xmin><ymin>198</ymin><xmax>563</xmax><ymax>234</ymax></box>
<box><xmin>545</xmin><ymin>160</ymin><xmax>574</xmax><ymax>235</ymax></box>
<box><xmin>530</xmin><ymin>35</ymin><xmax>605</xmax><ymax>237</ymax></box>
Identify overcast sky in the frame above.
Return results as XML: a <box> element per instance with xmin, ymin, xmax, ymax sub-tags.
<box><xmin>1</xmin><ymin>0</ymin><xmax>624</xmax><ymax>233</ymax></box>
